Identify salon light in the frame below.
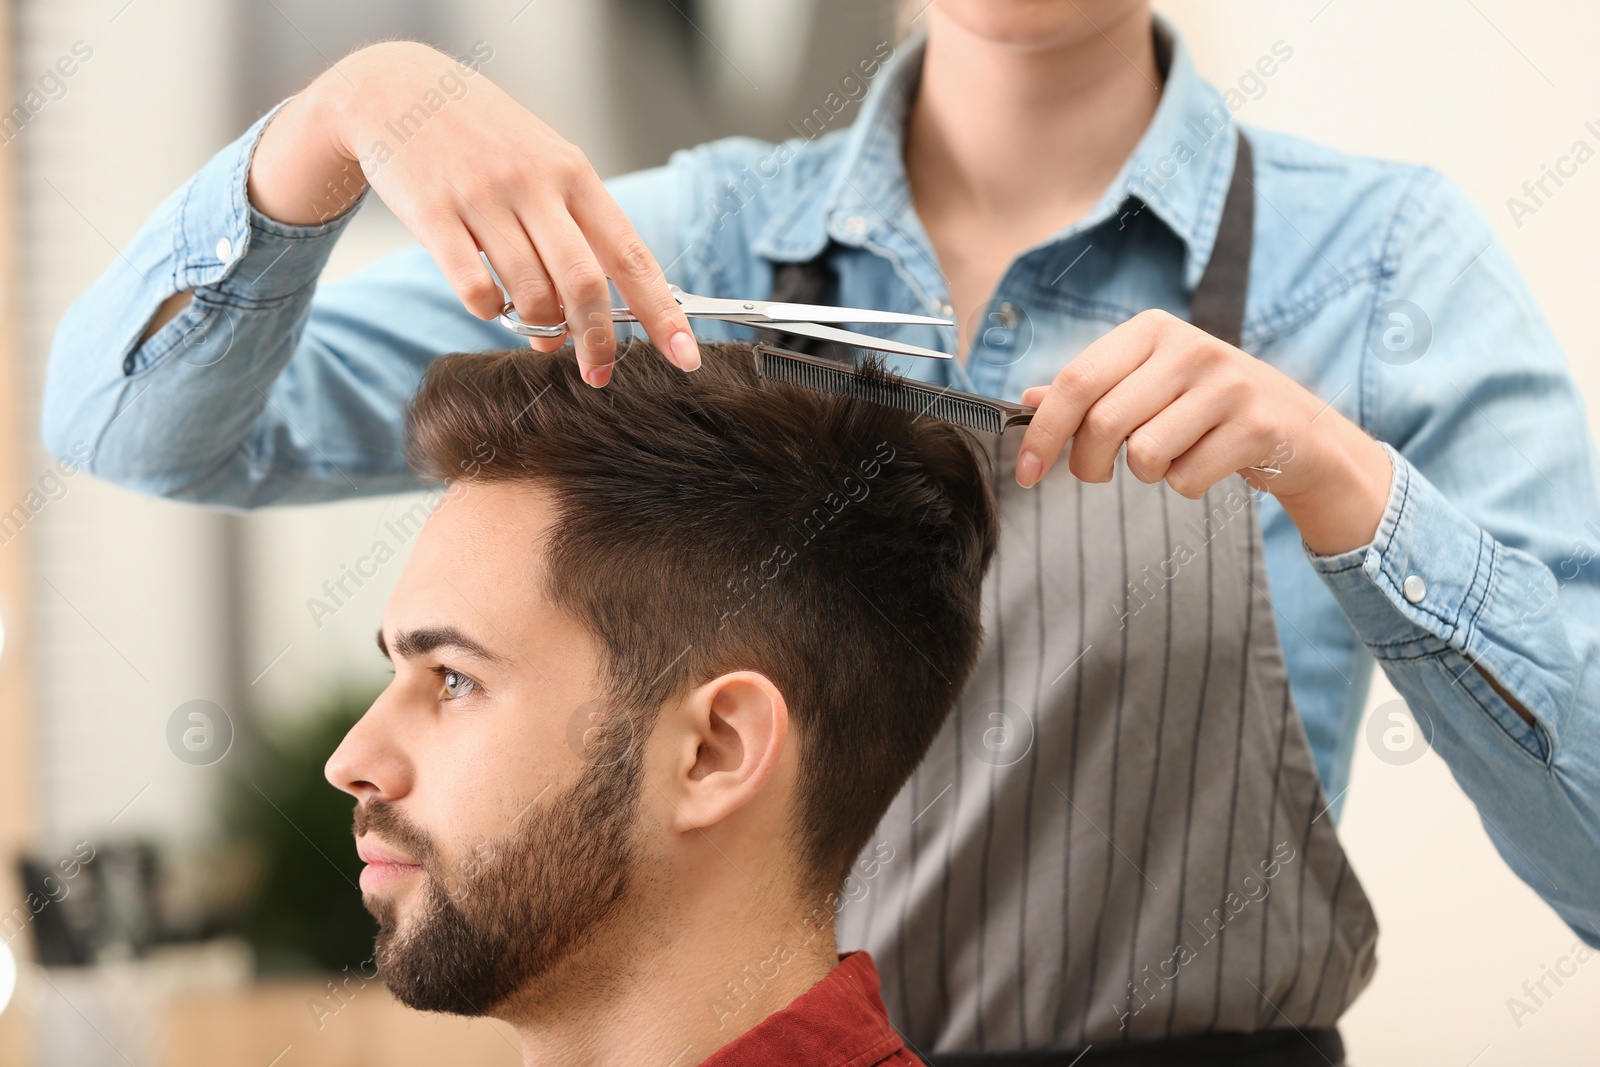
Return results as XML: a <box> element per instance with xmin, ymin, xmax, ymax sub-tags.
<box><xmin>0</xmin><ymin>604</ymin><xmax>11</xmax><ymax>1015</ymax></box>
<box><xmin>0</xmin><ymin>610</ymin><xmax>10</xmax><ymax>1017</ymax></box>
<box><xmin>0</xmin><ymin>936</ymin><xmax>16</xmax><ymax>1015</ymax></box>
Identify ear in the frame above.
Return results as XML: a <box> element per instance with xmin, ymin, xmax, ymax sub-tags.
<box><xmin>660</xmin><ymin>671</ymin><xmax>789</xmax><ymax>834</ymax></box>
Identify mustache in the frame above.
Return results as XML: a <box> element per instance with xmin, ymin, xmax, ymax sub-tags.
<box><xmin>353</xmin><ymin>800</ymin><xmax>439</xmax><ymax>867</ymax></box>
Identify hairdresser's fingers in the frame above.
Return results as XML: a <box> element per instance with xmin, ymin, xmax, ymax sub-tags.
<box><xmin>518</xmin><ymin>239</ymin><xmax>568</xmax><ymax>354</ymax></box>
<box><xmin>461</xmin><ymin>205</ymin><xmax>567</xmax><ymax>353</ymax></box>
<box><xmin>407</xmin><ymin>206</ymin><xmax>504</xmax><ymax>320</ymax></box>
<box><xmin>527</xmin><ymin>208</ymin><xmax>619</xmax><ymax>386</ymax></box>
<box><xmin>1012</xmin><ymin>351</ymin><xmax>1125</xmax><ymax>489</ymax></box>
<box><xmin>1063</xmin><ymin>350</ymin><xmax>1194</xmax><ymax>483</ymax></box>
<box><xmin>486</xmin><ymin>206</ymin><xmax>561</xmax><ymax>353</ymax></box>
<box><xmin>1163</xmin><ymin>419</ymin><xmax>1266</xmax><ymax>501</ymax></box>
<box><xmin>568</xmin><ymin>166</ymin><xmax>700</xmax><ymax>372</ymax></box>
<box><xmin>1120</xmin><ymin>387</ymin><xmax>1219</xmax><ymax>486</ymax></box>
<box><xmin>1014</xmin><ymin>310</ymin><xmax>1170</xmax><ymax>487</ymax></box>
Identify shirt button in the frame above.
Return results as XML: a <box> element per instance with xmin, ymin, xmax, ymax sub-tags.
<box><xmin>936</xmin><ymin>299</ymin><xmax>955</xmax><ymax>318</ymax></box>
<box><xmin>841</xmin><ymin>215</ymin><xmax>867</xmax><ymax>236</ymax></box>
<box><xmin>994</xmin><ymin>301</ymin><xmax>1021</xmax><ymax>329</ymax></box>
<box><xmin>215</xmin><ymin>236</ymin><xmax>234</xmax><ymax>263</ymax></box>
<box><xmin>1403</xmin><ymin>575</ymin><xmax>1427</xmax><ymax>604</ymax></box>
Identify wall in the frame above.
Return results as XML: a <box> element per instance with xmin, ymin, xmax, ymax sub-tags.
<box><xmin>18</xmin><ymin>0</ymin><xmax>240</xmax><ymax>854</ymax></box>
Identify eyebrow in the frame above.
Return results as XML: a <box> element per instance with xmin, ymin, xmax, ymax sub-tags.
<box><xmin>376</xmin><ymin>625</ymin><xmax>505</xmax><ymax>664</ymax></box>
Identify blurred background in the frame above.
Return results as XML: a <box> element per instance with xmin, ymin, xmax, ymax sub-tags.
<box><xmin>0</xmin><ymin>0</ymin><xmax>1595</xmax><ymax>1063</ymax></box>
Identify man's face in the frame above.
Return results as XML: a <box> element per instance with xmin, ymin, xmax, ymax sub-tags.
<box><xmin>325</xmin><ymin>481</ymin><xmax>650</xmax><ymax>1016</ymax></box>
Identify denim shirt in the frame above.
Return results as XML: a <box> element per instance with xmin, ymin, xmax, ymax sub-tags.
<box><xmin>42</xmin><ymin>19</ymin><xmax>1600</xmax><ymax>947</ymax></box>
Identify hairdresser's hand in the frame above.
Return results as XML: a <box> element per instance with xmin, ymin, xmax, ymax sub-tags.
<box><xmin>1014</xmin><ymin>309</ymin><xmax>1393</xmax><ymax>556</ymax></box>
<box><xmin>246</xmin><ymin>40</ymin><xmax>700</xmax><ymax>387</ymax></box>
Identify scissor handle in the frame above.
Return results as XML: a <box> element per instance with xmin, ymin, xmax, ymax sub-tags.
<box><xmin>496</xmin><ymin>302</ymin><xmax>643</xmax><ymax>338</ymax></box>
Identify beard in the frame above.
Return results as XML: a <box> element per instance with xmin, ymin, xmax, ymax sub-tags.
<box><xmin>353</xmin><ymin>743</ymin><xmax>645</xmax><ymax>1016</ymax></box>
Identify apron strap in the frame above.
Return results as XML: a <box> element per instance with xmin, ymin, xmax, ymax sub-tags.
<box><xmin>754</xmin><ymin>249</ymin><xmax>847</xmax><ymax>358</ymax></box>
<box><xmin>766</xmin><ymin>255</ymin><xmax>837</xmax><ymax>308</ymax></box>
<box><xmin>1187</xmin><ymin>132</ymin><xmax>1254</xmax><ymax>347</ymax></box>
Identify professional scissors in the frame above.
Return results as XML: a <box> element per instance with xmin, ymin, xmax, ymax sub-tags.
<box><xmin>497</xmin><ymin>284</ymin><xmax>955</xmax><ymax>360</ymax></box>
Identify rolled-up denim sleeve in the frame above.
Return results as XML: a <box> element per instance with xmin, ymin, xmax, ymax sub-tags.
<box><xmin>43</xmin><ymin>96</ymin><xmax>373</xmax><ymax>501</ymax></box>
<box><xmin>42</xmin><ymin>98</ymin><xmax>708</xmax><ymax>506</ymax></box>
<box><xmin>1305</xmin><ymin>168</ymin><xmax>1600</xmax><ymax>947</ymax></box>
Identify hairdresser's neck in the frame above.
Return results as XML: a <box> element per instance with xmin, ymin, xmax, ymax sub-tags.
<box><xmin>905</xmin><ymin>5</ymin><xmax>1162</xmax><ymax>224</ymax></box>
<box><xmin>510</xmin><ymin>875</ymin><xmax>838</xmax><ymax>1066</ymax></box>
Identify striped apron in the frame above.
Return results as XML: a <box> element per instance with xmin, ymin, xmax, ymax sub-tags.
<box><xmin>762</xmin><ymin>135</ymin><xmax>1378</xmax><ymax>1064</ymax></box>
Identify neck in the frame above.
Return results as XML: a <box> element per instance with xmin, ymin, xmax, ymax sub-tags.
<box><xmin>508</xmin><ymin>875</ymin><xmax>838</xmax><ymax>1066</ymax></box>
<box><xmin>905</xmin><ymin>5</ymin><xmax>1162</xmax><ymax>226</ymax></box>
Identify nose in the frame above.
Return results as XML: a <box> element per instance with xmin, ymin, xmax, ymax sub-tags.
<box><xmin>325</xmin><ymin>690</ymin><xmax>412</xmax><ymax>804</ymax></box>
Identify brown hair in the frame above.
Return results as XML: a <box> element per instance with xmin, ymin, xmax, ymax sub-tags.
<box><xmin>406</xmin><ymin>340</ymin><xmax>998</xmax><ymax>895</ymax></box>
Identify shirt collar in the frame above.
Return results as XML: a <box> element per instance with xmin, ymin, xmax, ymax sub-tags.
<box><xmin>698</xmin><ymin>951</ymin><xmax>907</xmax><ymax>1067</ymax></box>
<box><xmin>753</xmin><ymin>13</ymin><xmax>1239</xmax><ymax>292</ymax></box>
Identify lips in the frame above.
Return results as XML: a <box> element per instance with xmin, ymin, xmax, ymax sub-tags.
<box><xmin>356</xmin><ymin>836</ymin><xmax>423</xmax><ymax>894</ymax></box>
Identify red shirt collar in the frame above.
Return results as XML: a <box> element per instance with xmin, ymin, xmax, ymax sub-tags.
<box><xmin>699</xmin><ymin>951</ymin><xmax>923</xmax><ymax>1067</ymax></box>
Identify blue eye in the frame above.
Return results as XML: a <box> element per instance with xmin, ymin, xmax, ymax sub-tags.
<box><xmin>440</xmin><ymin>669</ymin><xmax>478</xmax><ymax>700</ymax></box>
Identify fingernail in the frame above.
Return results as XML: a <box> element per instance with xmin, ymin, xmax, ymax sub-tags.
<box><xmin>584</xmin><ymin>366</ymin><xmax>608</xmax><ymax>388</ymax></box>
<box><xmin>670</xmin><ymin>330</ymin><xmax>700</xmax><ymax>371</ymax></box>
<box><xmin>1016</xmin><ymin>449</ymin><xmax>1041</xmax><ymax>487</ymax></box>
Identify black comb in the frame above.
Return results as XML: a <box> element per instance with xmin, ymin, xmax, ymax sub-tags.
<box><xmin>751</xmin><ymin>344</ymin><xmax>1035</xmax><ymax>435</ymax></box>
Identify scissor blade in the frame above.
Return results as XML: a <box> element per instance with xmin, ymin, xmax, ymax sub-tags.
<box><xmin>670</xmin><ymin>286</ymin><xmax>953</xmax><ymax>328</ymax></box>
<box><xmin>751</xmin><ymin>300</ymin><xmax>954</xmax><ymax>327</ymax></box>
<box><xmin>720</xmin><ymin>317</ymin><xmax>952</xmax><ymax>360</ymax></box>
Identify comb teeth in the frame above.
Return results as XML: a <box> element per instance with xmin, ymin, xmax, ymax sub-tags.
<box><xmin>753</xmin><ymin>347</ymin><xmax>1008</xmax><ymax>435</ymax></box>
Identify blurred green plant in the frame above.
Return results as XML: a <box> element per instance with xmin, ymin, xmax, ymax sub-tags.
<box><xmin>217</xmin><ymin>689</ymin><xmax>380</xmax><ymax>975</ymax></box>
